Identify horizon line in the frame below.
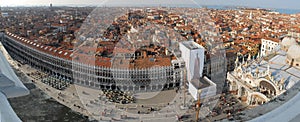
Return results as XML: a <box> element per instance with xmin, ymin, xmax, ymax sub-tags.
<box><xmin>1</xmin><ymin>4</ymin><xmax>300</xmax><ymax>10</ymax></box>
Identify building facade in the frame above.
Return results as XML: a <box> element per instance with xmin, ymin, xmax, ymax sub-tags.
<box><xmin>1</xmin><ymin>32</ymin><xmax>184</xmax><ymax>92</ymax></box>
<box><xmin>227</xmin><ymin>59</ymin><xmax>286</xmax><ymax>106</ymax></box>
<box><xmin>228</xmin><ymin>35</ymin><xmax>300</xmax><ymax>106</ymax></box>
<box><xmin>260</xmin><ymin>38</ymin><xmax>279</xmax><ymax>57</ymax></box>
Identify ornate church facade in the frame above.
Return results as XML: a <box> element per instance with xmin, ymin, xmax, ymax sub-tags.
<box><xmin>227</xmin><ymin>56</ymin><xmax>286</xmax><ymax>106</ymax></box>
<box><xmin>227</xmin><ymin>36</ymin><xmax>300</xmax><ymax>106</ymax></box>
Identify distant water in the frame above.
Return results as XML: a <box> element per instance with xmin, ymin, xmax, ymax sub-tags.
<box><xmin>173</xmin><ymin>5</ymin><xmax>300</xmax><ymax>14</ymax></box>
<box><xmin>206</xmin><ymin>6</ymin><xmax>300</xmax><ymax>14</ymax></box>
<box><xmin>171</xmin><ymin>5</ymin><xmax>298</xmax><ymax>14</ymax></box>
<box><xmin>275</xmin><ymin>9</ymin><xmax>300</xmax><ymax>14</ymax></box>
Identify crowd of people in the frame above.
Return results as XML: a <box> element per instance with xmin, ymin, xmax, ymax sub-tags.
<box><xmin>41</xmin><ymin>75</ymin><xmax>71</xmax><ymax>90</ymax></box>
<box><xmin>27</xmin><ymin>71</ymin><xmax>47</xmax><ymax>81</ymax></box>
<box><xmin>210</xmin><ymin>93</ymin><xmax>246</xmax><ymax>120</ymax></box>
<box><xmin>102</xmin><ymin>89</ymin><xmax>135</xmax><ymax>104</ymax></box>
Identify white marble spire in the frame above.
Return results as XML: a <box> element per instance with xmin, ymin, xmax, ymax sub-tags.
<box><xmin>248</xmin><ymin>54</ymin><xmax>251</xmax><ymax>61</ymax></box>
<box><xmin>235</xmin><ymin>56</ymin><xmax>239</xmax><ymax>68</ymax></box>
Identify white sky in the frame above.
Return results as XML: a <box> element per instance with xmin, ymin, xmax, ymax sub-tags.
<box><xmin>1</xmin><ymin>0</ymin><xmax>300</xmax><ymax>9</ymax></box>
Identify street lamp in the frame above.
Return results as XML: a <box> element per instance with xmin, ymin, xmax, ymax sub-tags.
<box><xmin>196</xmin><ymin>89</ymin><xmax>202</xmax><ymax>121</ymax></box>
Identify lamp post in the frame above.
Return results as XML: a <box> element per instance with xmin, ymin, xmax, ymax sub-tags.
<box><xmin>196</xmin><ymin>89</ymin><xmax>202</xmax><ymax>121</ymax></box>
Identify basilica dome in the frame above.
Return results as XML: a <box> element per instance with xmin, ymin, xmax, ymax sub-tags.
<box><xmin>281</xmin><ymin>37</ymin><xmax>297</xmax><ymax>51</ymax></box>
<box><xmin>287</xmin><ymin>45</ymin><xmax>300</xmax><ymax>60</ymax></box>
<box><xmin>286</xmin><ymin>44</ymin><xmax>300</xmax><ymax>69</ymax></box>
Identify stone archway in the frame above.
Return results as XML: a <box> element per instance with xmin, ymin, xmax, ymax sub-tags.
<box><xmin>229</xmin><ymin>80</ymin><xmax>238</xmax><ymax>95</ymax></box>
<box><xmin>241</xmin><ymin>87</ymin><xmax>247</xmax><ymax>96</ymax></box>
<box><xmin>258</xmin><ymin>79</ymin><xmax>278</xmax><ymax>98</ymax></box>
<box><xmin>249</xmin><ymin>92</ymin><xmax>269</xmax><ymax>106</ymax></box>
<box><xmin>246</xmin><ymin>73</ymin><xmax>252</xmax><ymax>79</ymax></box>
<box><xmin>239</xmin><ymin>87</ymin><xmax>249</xmax><ymax>102</ymax></box>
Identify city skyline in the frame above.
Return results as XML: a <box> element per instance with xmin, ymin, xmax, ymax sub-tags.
<box><xmin>1</xmin><ymin>3</ymin><xmax>300</xmax><ymax>121</ymax></box>
<box><xmin>1</xmin><ymin>0</ymin><xmax>300</xmax><ymax>10</ymax></box>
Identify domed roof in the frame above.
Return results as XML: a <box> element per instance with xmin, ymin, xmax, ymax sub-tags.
<box><xmin>287</xmin><ymin>45</ymin><xmax>300</xmax><ymax>59</ymax></box>
<box><xmin>281</xmin><ymin>37</ymin><xmax>297</xmax><ymax>47</ymax></box>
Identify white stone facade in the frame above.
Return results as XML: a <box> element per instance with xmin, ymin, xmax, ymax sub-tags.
<box><xmin>260</xmin><ymin>38</ymin><xmax>279</xmax><ymax>57</ymax></box>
